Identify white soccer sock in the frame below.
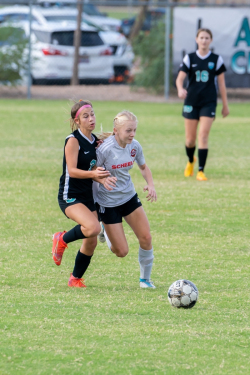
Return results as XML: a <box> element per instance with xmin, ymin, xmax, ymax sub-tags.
<box><xmin>104</xmin><ymin>230</ymin><xmax>112</xmax><ymax>251</ymax></box>
<box><xmin>138</xmin><ymin>247</ymin><xmax>154</xmax><ymax>280</ymax></box>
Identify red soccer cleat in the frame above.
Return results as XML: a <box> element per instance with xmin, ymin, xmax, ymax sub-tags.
<box><xmin>68</xmin><ymin>273</ymin><xmax>87</xmax><ymax>288</ymax></box>
<box><xmin>52</xmin><ymin>231</ymin><xmax>68</xmax><ymax>266</ymax></box>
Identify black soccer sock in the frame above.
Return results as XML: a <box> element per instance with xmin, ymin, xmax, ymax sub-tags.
<box><xmin>185</xmin><ymin>146</ymin><xmax>196</xmax><ymax>163</ymax></box>
<box><xmin>72</xmin><ymin>251</ymin><xmax>92</xmax><ymax>279</ymax></box>
<box><xmin>63</xmin><ymin>225</ymin><xmax>86</xmax><ymax>244</ymax></box>
<box><xmin>198</xmin><ymin>149</ymin><xmax>208</xmax><ymax>171</ymax></box>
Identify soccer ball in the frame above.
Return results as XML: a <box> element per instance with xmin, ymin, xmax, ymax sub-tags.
<box><xmin>168</xmin><ymin>279</ymin><xmax>198</xmax><ymax>309</ymax></box>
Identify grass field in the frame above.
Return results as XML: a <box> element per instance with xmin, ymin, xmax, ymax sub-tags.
<box><xmin>0</xmin><ymin>99</ymin><xmax>249</xmax><ymax>375</ymax></box>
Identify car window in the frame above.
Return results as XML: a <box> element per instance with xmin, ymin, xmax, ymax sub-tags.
<box><xmin>84</xmin><ymin>4</ymin><xmax>103</xmax><ymax>17</ymax></box>
<box><xmin>33</xmin><ymin>30</ymin><xmax>51</xmax><ymax>43</ymax></box>
<box><xmin>2</xmin><ymin>13</ymin><xmax>37</xmax><ymax>22</ymax></box>
<box><xmin>44</xmin><ymin>15</ymin><xmax>77</xmax><ymax>22</ymax></box>
<box><xmin>50</xmin><ymin>31</ymin><xmax>104</xmax><ymax>46</ymax></box>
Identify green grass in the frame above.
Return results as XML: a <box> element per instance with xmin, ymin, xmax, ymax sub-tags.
<box><xmin>0</xmin><ymin>99</ymin><xmax>249</xmax><ymax>375</ymax></box>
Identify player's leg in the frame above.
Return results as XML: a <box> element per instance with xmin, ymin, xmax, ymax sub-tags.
<box><xmin>124</xmin><ymin>206</ymin><xmax>155</xmax><ymax>288</ymax></box>
<box><xmin>69</xmin><ymin>211</ymin><xmax>99</xmax><ymax>288</ymax></box>
<box><xmin>102</xmin><ymin>223</ymin><xmax>129</xmax><ymax>258</ymax></box>
<box><xmin>52</xmin><ymin>203</ymin><xmax>100</xmax><ymax>266</ymax></box>
<box><xmin>184</xmin><ymin>118</ymin><xmax>199</xmax><ymax>177</ymax></box>
<box><xmin>197</xmin><ymin>116</ymin><xmax>214</xmax><ymax>180</ymax></box>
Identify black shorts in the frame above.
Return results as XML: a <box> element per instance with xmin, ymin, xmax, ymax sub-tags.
<box><xmin>96</xmin><ymin>193</ymin><xmax>142</xmax><ymax>225</ymax></box>
<box><xmin>58</xmin><ymin>195</ymin><xmax>96</xmax><ymax>218</ymax></box>
<box><xmin>182</xmin><ymin>104</ymin><xmax>216</xmax><ymax>120</ymax></box>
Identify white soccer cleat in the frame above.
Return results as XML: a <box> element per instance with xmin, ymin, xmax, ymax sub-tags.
<box><xmin>98</xmin><ymin>222</ymin><xmax>106</xmax><ymax>243</ymax></box>
<box><xmin>140</xmin><ymin>279</ymin><xmax>156</xmax><ymax>289</ymax></box>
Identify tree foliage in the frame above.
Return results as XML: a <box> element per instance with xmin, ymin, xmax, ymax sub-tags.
<box><xmin>132</xmin><ymin>22</ymin><xmax>165</xmax><ymax>94</ymax></box>
<box><xmin>0</xmin><ymin>26</ymin><xmax>28</xmax><ymax>85</ymax></box>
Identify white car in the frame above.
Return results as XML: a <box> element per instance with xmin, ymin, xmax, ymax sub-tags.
<box><xmin>0</xmin><ymin>4</ymin><xmax>121</xmax><ymax>32</ymax></box>
<box><xmin>0</xmin><ymin>6</ymin><xmax>134</xmax><ymax>82</ymax></box>
<box><xmin>1</xmin><ymin>21</ymin><xmax>114</xmax><ymax>84</ymax></box>
<box><xmin>37</xmin><ymin>0</ymin><xmax>122</xmax><ymax>31</ymax></box>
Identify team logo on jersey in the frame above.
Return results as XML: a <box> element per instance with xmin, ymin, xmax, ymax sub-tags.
<box><xmin>183</xmin><ymin>105</ymin><xmax>193</xmax><ymax>113</ymax></box>
<box><xmin>208</xmin><ymin>62</ymin><xmax>214</xmax><ymax>70</ymax></box>
<box><xmin>131</xmin><ymin>149</ymin><xmax>136</xmax><ymax>157</ymax></box>
<box><xmin>66</xmin><ymin>198</ymin><xmax>76</xmax><ymax>204</ymax></box>
<box><xmin>88</xmin><ymin>159</ymin><xmax>96</xmax><ymax>171</ymax></box>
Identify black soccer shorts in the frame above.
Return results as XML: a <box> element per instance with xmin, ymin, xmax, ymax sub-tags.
<box><xmin>58</xmin><ymin>195</ymin><xmax>96</xmax><ymax>218</ymax></box>
<box><xmin>96</xmin><ymin>193</ymin><xmax>142</xmax><ymax>225</ymax></box>
<box><xmin>182</xmin><ymin>103</ymin><xmax>216</xmax><ymax>120</ymax></box>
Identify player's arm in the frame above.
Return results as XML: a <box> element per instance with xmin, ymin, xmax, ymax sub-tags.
<box><xmin>217</xmin><ymin>73</ymin><xmax>229</xmax><ymax>118</ymax></box>
<box><xmin>138</xmin><ymin>163</ymin><xmax>157</xmax><ymax>202</ymax></box>
<box><xmin>176</xmin><ymin>71</ymin><xmax>187</xmax><ymax>99</ymax></box>
<box><xmin>92</xmin><ymin>173</ymin><xmax>117</xmax><ymax>191</ymax></box>
<box><xmin>65</xmin><ymin>138</ymin><xmax>110</xmax><ymax>179</ymax></box>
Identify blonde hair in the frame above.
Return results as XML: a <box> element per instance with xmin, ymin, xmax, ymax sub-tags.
<box><xmin>96</xmin><ymin>110</ymin><xmax>138</xmax><ymax>141</ymax></box>
<box><xmin>196</xmin><ymin>28</ymin><xmax>213</xmax><ymax>39</ymax></box>
<box><xmin>70</xmin><ymin>99</ymin><xmax>93</xmax><ymax>131</ymax></box>
<box><xmin>113</xmin><ymin>110</ymin><xmax>138</xmax><ymax>129</ymax></box>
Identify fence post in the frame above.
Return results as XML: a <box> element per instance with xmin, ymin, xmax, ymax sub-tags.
<box><xmin>164</xmin><ymin>6</ymin><xmax>171</xmax><ymax>100</ymax></box>
<box><xmin>27</xmin><ymin>0</ymin><xmax>32</xmax><ymax>99</ymax></box>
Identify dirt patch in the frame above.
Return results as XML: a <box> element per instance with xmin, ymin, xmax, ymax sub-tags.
<box><xmin>0</xmin><ymin>85</ymin><xmax>249</xmax><ymax>102</ymax></box>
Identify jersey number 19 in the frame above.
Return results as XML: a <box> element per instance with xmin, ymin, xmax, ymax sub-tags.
<box><xmin>195</xmin><ymin>70</ymin><xmax>209</xmax><ymax>82</ymax></box>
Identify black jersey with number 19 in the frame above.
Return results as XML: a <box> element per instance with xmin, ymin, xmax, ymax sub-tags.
<box><xmin>58</xmin><ymin>128</ymin><xmax>98</xmax><ymax>203</ymax></box>
<box><xmin>179</xmin><ymin>51</ymin><xmax>226</xmax><ymax>107</ymax></box>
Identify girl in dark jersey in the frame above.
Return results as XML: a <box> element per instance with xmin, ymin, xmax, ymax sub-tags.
<box><xmin>176</xmin><ymin>28</ymin><xmax>229</xmax><ymax>181</ymax></box>
<box><xmin>52</xmin><ymin>100</ymin><xmax>115</xmax><ymax>288</ymax></box>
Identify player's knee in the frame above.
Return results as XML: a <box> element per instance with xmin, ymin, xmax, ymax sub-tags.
<box><xmin>82</xmin><ymin>223</ymin><xmax>101</xmax><ymax>238</ymax></box>
<box><xmin>186</xmin><ymin>140</ymin><xmax>196</xmax><ymax>148</ymax></box>
<box><xmin>139</xmin><ymin>233</ymin><xmax>152</xmax><ymax>248</ymax></box>
<box><xmin>114</xmin><ymin>247</ymin><xmax>129</xmax><ymax>258</ymax></box>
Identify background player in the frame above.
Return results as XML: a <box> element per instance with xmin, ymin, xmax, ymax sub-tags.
<box><xmin>96</xmin><ymin>110</ymin><xmax>157</xmax><ymax>289</ymax></box>
<box><xmin>52</xmin><ymin>100</ymin><xmax>115</xmax><ymax>288</ymax></box>
<box><xmin>176</xmin><ymin>28</ymin><xmax>229</xmax><ymax>181</ymax></box>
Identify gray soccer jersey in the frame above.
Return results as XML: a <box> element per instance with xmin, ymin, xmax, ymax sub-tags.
<box><xmin>96</xmin><ymin>135</ymin><xmax>145</xmax><ymax>207</ymax></box>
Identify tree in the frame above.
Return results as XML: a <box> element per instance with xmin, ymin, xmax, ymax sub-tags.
<box><xmin>0</xmin><ymin>26</ymin><xmax>28</xmax><ymax>85</ymax></box>
<box><xmin>129</xmin><ymin>0</ymin><xmax>149</xmax><ymax>41</ymax></box>
<box><xmin>71</xmin><ymin>0</ymin><xmax>83</xmax><ymax>85</ymax></box>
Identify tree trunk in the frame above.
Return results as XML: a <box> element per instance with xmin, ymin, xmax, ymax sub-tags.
<box><xmin>71</xmin><ymin>0</ymin><xmax>83</xmax><ymax>85</ymax></box>
<box><xmin>129</xmin><ymin>0</ymin><xmax>149</xmax><ymax>41</ymax></box>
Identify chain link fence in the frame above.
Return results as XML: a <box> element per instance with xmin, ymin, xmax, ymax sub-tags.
<box><xmin>0</xmin><ymin>0</ymin><xmax>250</xmax><ymax>99</ymax></box>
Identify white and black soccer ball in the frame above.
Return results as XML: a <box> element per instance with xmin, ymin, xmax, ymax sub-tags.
<box><xmin>168</xmin><ymin>279</ymin><xmax>198</xmax><ymax>309</ymax></box>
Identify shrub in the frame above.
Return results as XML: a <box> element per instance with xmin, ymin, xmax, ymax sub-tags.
<box><xmin>0</xmin><ymin>26</ymin><xmax>28</xmax><ymax>85</ymax></box>
<box><xmin>132</xmin><ymin>22</ymin><xmax>165</xmax><ymax>94</ymax></box>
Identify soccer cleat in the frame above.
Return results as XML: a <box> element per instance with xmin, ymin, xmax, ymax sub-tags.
<box><xmin>52</xmin><ymin>231</ymin><xmax>68</xmax><ymax>266</ymax></box>
<box><xmin>68</xmin><ymin>273</ymin><xmax>86</xmax><ymax>288</ymax></box>
<box><xmin>184</xmin><ymin>156</ymin><xmax>197</xmax><ymax>177</ymax></box>
<box><xmin>98</xmin><ymin>222</ymin><xmax>106</xmax><ymax>243</ymax></box>
<box><xmin>196</xmin><ymin>171</ymin><xmax>208</xmax><ymax>181</ymax></box>
<box><xmin>140</xmin><ymin>279</ymin><xmax>156</xmax><ymax>289</ymax></box>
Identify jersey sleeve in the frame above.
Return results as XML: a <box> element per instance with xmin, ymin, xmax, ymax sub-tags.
<box><xmin>178</xmin><ymin>54</ymin><xmax>190</xmax><ymax>73</ymax></box>
<box><xmin>215</xmin><ymin>55</ymin><xmax>226</xmax><ymax>76</ymax></box>
<box><xmin>135</xmin><ymin>143</ymin><xmax>145</xmax><ymax>166</ymax></box>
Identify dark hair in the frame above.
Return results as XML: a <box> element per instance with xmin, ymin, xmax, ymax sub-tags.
<box><xmin>70</xmin><ymin>99</ymin><xmax>93</xmax><ymax>131</ymax></box>
<box><xmin>196</xmin><ymin>28</ymin><xmax>213</xmax><ymax>39</ymax></box>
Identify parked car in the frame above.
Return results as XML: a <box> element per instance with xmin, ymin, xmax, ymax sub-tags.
<box><xmin>120</xmin><ymin>8</ymin><xmax>165</xmax><ymax>37</ymax></box>
<box><xmin>37</xmin><ymin>1</ymin><xmax>121</xmax><ymax>31</ymax></box>
<box><xmin>0</xmin><ymin>21</ymin><xmax>114</xmax><ymax>84</ymax></box>
<box><xmin>36</xmin><ymin>8</ymin><xmax>134</xmax><ymax>82</ymax></box>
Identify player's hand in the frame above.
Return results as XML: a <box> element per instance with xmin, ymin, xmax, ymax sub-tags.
<box><xmin>143</xmin><ymin>185</ymin><xmax>157</xmax><ymax>202</ymax></box>
<box><xmin>178</xmin><ymin>88</ymin><xmax>187</xmax><ymax>99</ymax></box>
<box><xmin>222</xmin><ymin>105</ymin><xmax>229</xmax><ymax>118</ymax></box>
<box><xmin>95</xmin><ymin>140</ymin><xmax>104</xmax><ymax>148</ymax></box>
<box><xmin>103</xmin><ymin>176</ymin><xmax>117</xmax><ymax>191</ymax></box>
<box><xmin>92</xmin><ymin>167</ymin><xmax>110</xmax><ymax>179</ymax></box>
